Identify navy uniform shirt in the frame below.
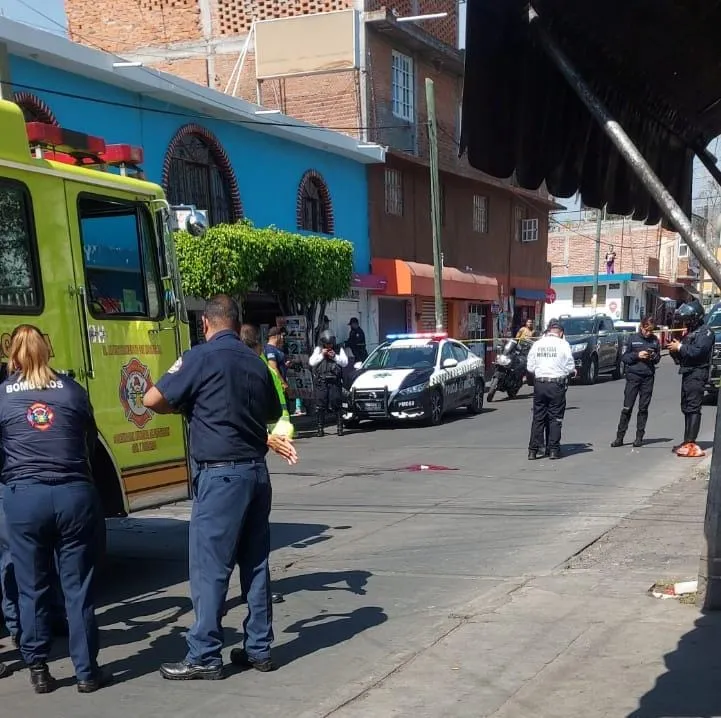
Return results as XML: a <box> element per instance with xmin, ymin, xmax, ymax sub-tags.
<box><xmin>155</xmin><ymin>330</ymin><xmax>282</xmax><ymax>462</ymax></box>
<box><xmin>622</xmin><ymin>332</ymin><xmax>661</xmax><ymax>377</ymax></box>
<box><xmin>264</xmin><ymin>343</ymin><xmax>287</xmax><ymax>381</ymax></box>
<box><xmin>0</xmin><ymin>372</ymin><xmax>97</xmax><ymax>485</ymax></box>
<box><xmin>678</xmin><ymin>326</ymin><xmax>715</xmax><ymax>374</ymax></box>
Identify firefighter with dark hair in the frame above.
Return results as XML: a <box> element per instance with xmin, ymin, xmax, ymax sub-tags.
<box><xmin>309</xmin><ymin>329</ymin><xmax>348</xmax><ymax>437</ymax></box>
<box><xmin>668</xmin><ymin>299</ymin><xmax>715</xmax><ymax>457</ymax></box>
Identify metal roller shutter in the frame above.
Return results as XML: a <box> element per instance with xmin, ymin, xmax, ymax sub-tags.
<box><xmin>419</xmin><ymin>299</ymin><xmax>449</xmax><ymax>332</ymax></box>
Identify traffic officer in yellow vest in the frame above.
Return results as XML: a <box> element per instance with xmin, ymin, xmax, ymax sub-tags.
<box><xmin>526</xmin><ymin>319</ymin><xmax>576</xmax><ymax>460</ymax></box>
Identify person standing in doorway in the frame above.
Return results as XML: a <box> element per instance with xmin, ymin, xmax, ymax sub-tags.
<box><xmin>610</xmin><ymin>317</ymin><xmax>661</xmax><ymax>448</ymax></box>
<box><xmin>346</xmin><ymin>318</ymin><xmax>368</xmax><ymax>363</ymax></box>
<box><xmin>144</xmin><ymin>295</ymin><xmax>291</xmax><ymax>680</ymax></box>
<box><xmin>526</xmin><ymin>320</ymin><xmax>576</xmax><ymax>460</ymax></box>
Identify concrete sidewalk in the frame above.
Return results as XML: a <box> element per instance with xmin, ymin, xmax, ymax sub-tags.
<box><xmin>330</xmin><ymin>463</ymin><xmax>720</xmax><ymax>718</ymax></box>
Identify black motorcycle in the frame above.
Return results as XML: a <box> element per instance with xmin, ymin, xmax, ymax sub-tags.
<box><xmin>487</xmin><ymin>338</ymin><xmax>532</xmax><ymax>401</ymax></box>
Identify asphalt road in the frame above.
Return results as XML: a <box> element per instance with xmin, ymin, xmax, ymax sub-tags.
<box><xmin>0</xmin><ymin>359</ymin><xmax>713</xmax><ymax>717</ymax></box>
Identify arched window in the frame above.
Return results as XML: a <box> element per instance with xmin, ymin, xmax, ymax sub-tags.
<box><xmin>13</xmin><ymin>92</ymin><xmax>58</xmax><ymax>125</ymax></box>
<box><xmin>162</xmin><ymin>124</ymin><xmax>242</xmax><ymax>226</ymax></box>
<box><xmin>297</xmin><ymin>170</ymin><xmax>334</xmax><ymax>235</ymax></box>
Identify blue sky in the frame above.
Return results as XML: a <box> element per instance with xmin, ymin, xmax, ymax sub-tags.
<box><xmin>0</xmin><ymin>0</ymin><xmax>66</xmax><ymax>34</ymax></box>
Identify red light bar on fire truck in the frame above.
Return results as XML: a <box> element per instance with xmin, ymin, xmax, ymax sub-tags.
<box><xmin>26</xmin><ymin>122</ymin><xmax>106</xmax><ymax>161</ymax></box>
<box><xmin>386</xmin><ymin>333</ymin><xmax>448</xmax><ymax>340</ymax></box>
<box><xmin>103</xmin><ymin>144</ymin><xmax>144</xmax><ymax>166</ymax></box>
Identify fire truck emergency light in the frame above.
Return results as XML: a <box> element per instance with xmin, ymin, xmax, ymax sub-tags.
<box><xmin>103</xmin><ymin>144</ymin><xmax>144</xmax><ymax>166</ymax></box>
<box><xmin>26</xmin><ymin>122</ymin><xmax>106</xmax><ymax>159</ymax></box>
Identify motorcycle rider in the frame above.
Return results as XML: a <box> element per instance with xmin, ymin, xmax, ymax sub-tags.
<box><xmin>610</xmin><ymin>316</ymin><xmax>661</xmax><ymax>448</ymax></box>
<box><xmin>667</xmin><ymin>299</ymin><xmax>715</xmax><ymax>457</ymax></box>
<box><xmin>309</xmin><ymin>329</ymin><xmax>348</xmax><ymax>437</ymax></box>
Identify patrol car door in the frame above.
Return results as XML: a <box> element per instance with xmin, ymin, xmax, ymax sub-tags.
<box><xmin>439</xmin><ymin>342</ymin><xmax>461</xmax><ymax>409</ymax></box>
<box><xmin>0</xmin><ymin>171</ymin><xmax>85</xmax><ymax>385</ymax></box>
<box><xmin>451</xmin><ymin>342</ymin><xmax>475</xmax><ymax>402</ymax></box>
<box><xmin>63</xmin><ymin>184</ymin><xmax>190</xmax><ymax>510</ymax></box>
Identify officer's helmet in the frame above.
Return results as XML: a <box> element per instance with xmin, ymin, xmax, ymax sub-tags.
<box><xmin>319</xmin><ymin>329</ymin><xmax>336</xmax><ymax>347</ymax></box>
<box><xmin>674</xmin><ymin>299</ymin><xmax>705</xmax><ymax>330</ymax></box>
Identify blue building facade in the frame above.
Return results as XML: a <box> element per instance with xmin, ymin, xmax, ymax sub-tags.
<box><xmin>5</xmin><ymin>34</ymin><xmax>383</xmax><ymax>276</ymax></box>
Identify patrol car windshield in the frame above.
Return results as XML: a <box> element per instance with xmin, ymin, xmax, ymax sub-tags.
<box><xmin>559</xmin><ymin>318</ymin><xmax>593</xmax><ymax>338</ymax></box>
<box><xmin>706</xmin><ymin>307</ymin><xmax>721</xmax><ymax>330</ymax></box>
<box><xmin>364</xmin><ymin>344</ymin><xmax>438</xmax><ymax>370</ymax></box>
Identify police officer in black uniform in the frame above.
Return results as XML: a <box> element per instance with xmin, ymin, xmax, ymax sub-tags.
<box><xmin>309</xmin><ymin>329</ymin><xmax>349</xmax><ymax>437</ymax></box>
<box><xmin>0</xmin><ymin>325</ymin><xmax>103</xmax><ymax>694</ymax></box>
<box><xmin>611</xmin><ymin>317</ymin><xmax>661</xmax><ymax>448</ymax></box>
<box><xmin>668</xmin><ymin>299</ymin><xmax>715</xmax><ymax>457</ymax></box>
<box><xmin>144</xmin><ymin>295</ymin><xmax>287</xmax><ymax>680</ymax></box>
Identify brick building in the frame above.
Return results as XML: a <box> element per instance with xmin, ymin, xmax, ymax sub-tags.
<box><xmin>547</xmin><ymin>213</ymin><xmax>697</xmax><ymax>324</ymax></box>
<box><xmin>65</xmin><ymin>0</ymin><xmax>558</xmax><ymax>353</ymax></box>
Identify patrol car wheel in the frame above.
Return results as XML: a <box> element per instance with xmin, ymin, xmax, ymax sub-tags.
<box><xmin>467</xmin><ymin>382</ymin><xmax>484</xmax><ymax>414</ymax></box>
<box><xmin>428</xmin><ymin>389</ymin><xmax>444</xmax><ymax>426</ymax></box>
<box><xmin>583</xmin><ymin>355</ymin><xmax>599</xmax><ymax>385</ymax></box>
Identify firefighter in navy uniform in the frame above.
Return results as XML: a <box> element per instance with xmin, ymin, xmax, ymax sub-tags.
<box><xmin>668</xmin><ymin>299</ymin><xmax>715</xmax><ymax>457</ymax></box>
<box><xmin>526</xmin><ymin>320</ymin><xmax>576</xmax><ymax>460</ymax></box>
<box><xmin>309</xmin><ymin>330</ymin><xmax>348</xmax><ymax>437</ymax></box>
<box><xmin>0</xmin><ymin>325</ymin><xmax>104</xmax><ymax>694</ymax></box>
<box><xmin>611</xmin><ymin>316</ymin><xmax>661</xmax><ymax>448</ymax></box>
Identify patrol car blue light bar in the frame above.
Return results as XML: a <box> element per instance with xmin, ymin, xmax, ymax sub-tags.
<box><xmin>386</xmin><ymin>333</ymin><xmax>448</xmax><ymax>340</ymax></box>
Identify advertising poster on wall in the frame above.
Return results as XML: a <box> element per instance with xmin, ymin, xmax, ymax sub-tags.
<box><xmin>283</xmin><ymin>315</ymin><xmax>314</xmax><ymax>400</ymax></box>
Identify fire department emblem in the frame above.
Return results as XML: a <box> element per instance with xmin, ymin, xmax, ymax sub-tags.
<box><xmin>119</xmin><ymin>358</ymin><xmax>154</xmax><ymax>429</ymax></box>
<box><xmin>26</xmin><ymin>402</ymin><xmax>55</xmax><ymax>431</ymax></box>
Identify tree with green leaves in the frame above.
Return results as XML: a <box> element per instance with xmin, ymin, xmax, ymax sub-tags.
<box><xmin>175</xmin><ymin>221</ymin><xmax>353</xmax><ymax>347</ymax></box>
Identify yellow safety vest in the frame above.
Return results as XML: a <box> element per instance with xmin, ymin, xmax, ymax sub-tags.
<box><xmin>262</xmin><ymin>355</ymin><xmax>294</xmax><ymax>438</ymax></box>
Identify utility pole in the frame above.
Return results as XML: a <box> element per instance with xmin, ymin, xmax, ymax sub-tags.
<box><xmin>425</xmin><ymin>77</ymin><xmax>444</xmax><ymax>332</ymax></box>
<box><xmin>0</xmin><ymin>42</ymin><xmax>11</xmax><ymax>100</ymax></box>
<box><xmin>591</xmin><ymin>208</ymin><xmax>603</xmax><ymax>311</ymax></box>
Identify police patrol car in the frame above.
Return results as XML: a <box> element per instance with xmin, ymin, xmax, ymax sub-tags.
<box><xmin>342</xmin><ymin>333</ymin><xmax>485</xmax><ymax>426</ymax></box>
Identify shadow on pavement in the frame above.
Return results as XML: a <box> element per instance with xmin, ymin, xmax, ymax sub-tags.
<box><xmin>272</xmin><ymin>606</ymin><xmax>387</xmax><ymax>669</ymax></box>
<box><xmin>561</xmin><ymin>443</ymin><xmax>593</xmax><ymax>457</ymax></box>
<box><xmin>628</xmin><ymin>612</ymin><xmax>721</xmax><ymax>717</ymax></box>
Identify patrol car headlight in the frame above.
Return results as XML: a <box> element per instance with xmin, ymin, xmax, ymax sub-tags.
<box><xmin>571</xmin><ymin>343</ymin><xmax>587</xmax><ymax>354</ymax></box>
<box><xmin>496</xmin><ymin>355</ymin><xmax>511</xmax><ymax>366</ymax></box>
<box><xmin>398</xmin><ymin>382</ymin><xmax>428</xmax><ymax>396</ymax></box>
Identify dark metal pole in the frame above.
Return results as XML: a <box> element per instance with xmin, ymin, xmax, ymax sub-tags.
<box><xmin>696</xmin><ymin>146</ymin><xmax>721</xmax><ymax>192</ymax></box>
<box><xmin>530</xmin><ymin>12</ymin><xmax>721</xmax><ymax>290</ymax></box>
<box><xmin>530</xmin><ymin>10</ymin><xmax>721</xmax><ymax>610</ymax></box>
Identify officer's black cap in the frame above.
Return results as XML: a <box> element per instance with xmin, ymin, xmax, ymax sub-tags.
<box><xmin>546</xmin><ymin>319</ymin><xmax>562</xmax><ymax>332</ymax></box>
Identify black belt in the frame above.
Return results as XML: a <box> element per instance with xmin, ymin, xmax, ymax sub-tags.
<box><xmin>535</xmin><ymin>377</ymin><xmax>567</xmax><ymax>384</ymax></box>
<box><xmin>198</xmin><ymin>459</ymin><xmax>256</xmax><ymax>469</ymax></box>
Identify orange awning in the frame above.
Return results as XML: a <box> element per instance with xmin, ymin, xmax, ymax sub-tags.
<box><xmin>372</xmin><ymin>258</ymin><xmax>498</xmax><ymax>302</ymax></box>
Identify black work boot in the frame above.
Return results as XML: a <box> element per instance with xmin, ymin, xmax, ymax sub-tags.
<box><xmin>549</xmin><ymin>448</ymin><xmax>561</xmax><ymax>460</ymax></box>
<box><xmin>29</xmin><ymin>663</ymin><xmax>55</xmax><ymax>694</ymax></box>
<box><xmin>611</xmin><ymin>434</ymin><xmax>624</xmax><ymax>448</ymax></box>
<box><xmin>632</xmin><ymin>432</ymin><xmax>644</xmax><ymax>448</ymax></box>
<box><xmin>316</xmin><ymin>411</ymin><xmax>325</xmax><ymax>438</ymax></box>
<box><xmin>688</xmin><ymin>413</ymin><xmax>702</xmax><ymax>444</ymax></box>
<box><xmin>337</xmin><ymin>413</ymin><xmax>344</xmax><ymax>437</ymax></box>
<box><xmin>528</xmin><ymin>449</ymin><xmax>540</xmax><ymax>460</ymax></box>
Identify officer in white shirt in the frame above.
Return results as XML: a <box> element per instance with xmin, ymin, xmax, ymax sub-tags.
<box><xmin>526</xmin><ymin>319</ymin><xmax>576</xmax><ymax>460</ymax></box>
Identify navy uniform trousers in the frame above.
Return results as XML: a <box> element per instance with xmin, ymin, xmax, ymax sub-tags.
<box><xmin>529</xmin><ymin>379</ymin><xmax>567</xmax><ymax>452</ymax></box>
<box><xmin>4</xmin><ymin>480</ymin><xmax>100</xmax><ymax>680</ymax></box>
<box><xmin>186</xmin><ymin>459</ymin><xmax>273</xmax><ymax>667</ymax></box>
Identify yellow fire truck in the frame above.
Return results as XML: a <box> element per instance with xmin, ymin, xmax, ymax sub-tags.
<box><xmin>0</xmin><ymin>99</ymin><xmax>193</xmax><ymax>516</ymax></box>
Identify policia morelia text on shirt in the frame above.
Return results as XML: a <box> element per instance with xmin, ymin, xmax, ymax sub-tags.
<box><xmin>143</xmin><ymin>295</ymin><xmax>285</xmax><ymax>681</ymax></box>
<box><xmin>668</xmin><ymin>299</ymin><xmax>715</xmax><ymax>458</ymax></box>
<box><xmin>526</xmin><ymin>320</ymin><xmax>576</xmax><ymax>460</ymax></box>
<box><xmin>0</xmin><ymin>325</ymin><xmax>106</xmax><ymax>694</ymax></box>
<box><xmin>611</xmin><ymin>317</ymin><xmax>661</xmax><ymax>448</ymax></box>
